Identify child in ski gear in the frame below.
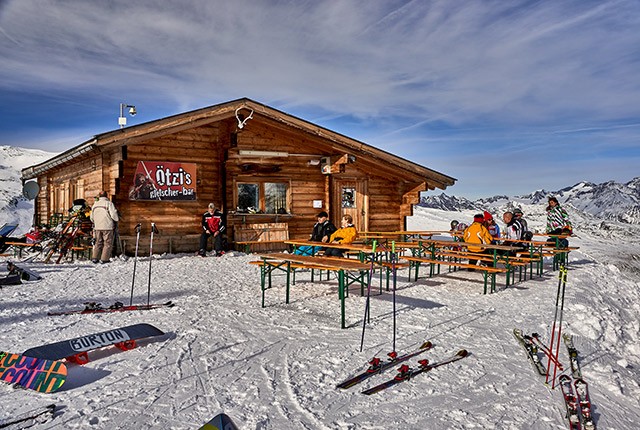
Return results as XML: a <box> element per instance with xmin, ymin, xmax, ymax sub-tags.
<box><xmin>294</xmin><ymin>211</ymin><xmax>337</xmax><ymax>256</ymax></box>
<box><xmin>90</xmin><ymin>191</ymin><xmax>119</xmax><ymax>263</ymax></box>
<box><xmin>199</xmin><ymin>203</ymin><xmax>225</xmax><ymax>256</ymax></box>
<box><xmin>325</xmin><ymin>214</ymin><xmax>357</xmax><ymax>257</ymax></box>
<box><xmin>483</xmin><ymin>211</ymin><xmax>500</xmax><ymax>243</ymax></box>
<box><xmin>463</xmin><ymin>214</ymin><xmax>493</xmax><ymax>269</ymax></box>
<box><xmin>546</xmin><ymin>197</ymin><xmax>572</xmax><ymax>247</ymax></box>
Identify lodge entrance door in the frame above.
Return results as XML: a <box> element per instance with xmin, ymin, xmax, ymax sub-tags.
<box><xmin>332</xmin><ymin>179</ymin><xmax>368</xmax><ymax>233</ymax></box>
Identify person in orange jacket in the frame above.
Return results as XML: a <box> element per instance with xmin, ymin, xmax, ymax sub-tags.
<box><xmin>463</xmin><ymin>214</ymin><xmax>494</xmax><ymax>270</ymax></box>
<box><xmin>325</xmin><ymin>214</ymin><xmax>357</xmax><ymax>257</ymax></box>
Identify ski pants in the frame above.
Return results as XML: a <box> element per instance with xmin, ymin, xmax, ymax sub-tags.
<box><xmin>93</xmin><ymin>229</ymin><xmax>114</xmax><ymax>262</ymax></box>
<box><xmin>199</xmin><ymin>231</ymin><xmax>222</xmax><ymax>253</ymax></box>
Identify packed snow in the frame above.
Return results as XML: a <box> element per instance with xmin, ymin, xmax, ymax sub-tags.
<box><xmin>1</xmin><ymin>206</ymin><xmax>639</xmax><ymax>429</ymax></box>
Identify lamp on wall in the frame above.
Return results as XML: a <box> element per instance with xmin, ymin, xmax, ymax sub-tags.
<box><xmin>118</xmin><ymin>103</ymin><xmax>137</xmax><ymax>129</ymax></box>
<box><xmin>238</xmin><ymin>150</ymin><xmax>289</xmax><ymax>157</ymax></box>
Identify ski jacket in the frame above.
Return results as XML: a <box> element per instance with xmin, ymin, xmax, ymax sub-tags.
<box><xmin>90</xmin><ymin>197</ymin><xmax>119</xmax><ymax>231</ymax></box>
<box><xmin>503</xmin><ymin>218</ymin><xmax>525</xmax><ymax>241</ymax></box>
<box><xmin>310</xmin><ymin>220</ymin><xmax>337</xmax><ymax>242</ymax></box>
<box><xmin>546</xmin><ymin>205</ymin><xmax>572</xmax><ymax>233</ymax></box>
<box><xmin>487</xmin><ymin>222</ymin><xmax>500</xmax><ymax>241</ymax></box>
<box><xmin>463</xmin><ymin>221</ymin><xmax>493</xmax><ymax>252</ymax></box>
<box><xmin>202</xmin><ymin>210</ymin><xmax>225</xmax><ymax>234</ymax></box>
<box><xmin>329</xmin><ymin>225</ymin><xmax>357</xmax><ymax>245</ymax></box>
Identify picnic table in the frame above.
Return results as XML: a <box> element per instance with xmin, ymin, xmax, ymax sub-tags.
<box><xmin>409</xmin><ymin>239</ymin><xmax>541</xmax><ymax>293</ymax></box>
<box><xmin>254</xmin><ymin>252</ymin><xmax>373</xmax><ymax>329</ymax></box>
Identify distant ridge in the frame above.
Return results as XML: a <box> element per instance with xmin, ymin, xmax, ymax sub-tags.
<box><xmin>419</xmin><ymin>177</ymin><xmax>640</xmax><ymax>224</ymax></box>
<box><xmin>0</xmin><ymin>145</ymin><xmax>57</xmax><ymax>231</ymax></box>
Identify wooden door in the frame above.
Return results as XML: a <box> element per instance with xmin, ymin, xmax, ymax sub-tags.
<box><xmin>332</xmin><ymin>179</ymin><xmax>368</xmax><ymax>232</ymax></box>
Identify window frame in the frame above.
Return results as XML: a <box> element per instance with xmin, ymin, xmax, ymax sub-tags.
<box><xmin>233</xmin><ymin>178</ymin><xmax>292</xmax><ymax>214</ymax></box>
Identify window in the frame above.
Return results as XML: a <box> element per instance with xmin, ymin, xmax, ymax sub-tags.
<box><xmin>236</xmin><ymin>180</ymin><xmax>290</xmax><ymax>214</ymax></box>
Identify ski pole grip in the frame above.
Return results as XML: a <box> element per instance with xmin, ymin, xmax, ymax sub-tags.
<box><xmin>372</xmin><ymin>240</ymin><xmax>377</xmax><ymax>253</ymax></box>
<box><xmin>392</xmin><ymin>241</ymin><xmax>396</xmax><ymax>254</ymax></box>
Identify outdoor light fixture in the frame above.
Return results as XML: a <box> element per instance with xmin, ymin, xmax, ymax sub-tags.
<box><xmin>118</xmin><ymin>103</ymin><xmax>137</xmax><ymax>129</ymax></box>
<box><xmin>238</xmin><ymin>150</ymin><xmax>289</xmax><ymax>157</ymax></box>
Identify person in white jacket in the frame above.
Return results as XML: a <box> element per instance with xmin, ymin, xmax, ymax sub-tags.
<box><xmin>90</xmin><ymin>191</ymin><xmax>119</xmax><ymax>263</ymax></box>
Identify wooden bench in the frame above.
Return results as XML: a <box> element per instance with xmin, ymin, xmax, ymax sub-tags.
<box><xmin>404</xmin><ymin>256</ymin><xmax>508</xmax><ymax>294</ymax></box>
<box><xmin>4</xmin><ymin>242</ymin><xmax>39</xmax><ymax>258</ymax></box>
<box><xmin>430</xmin><ymin>249</ymin><xmax>539</xmax><ymax>283</ymax></box>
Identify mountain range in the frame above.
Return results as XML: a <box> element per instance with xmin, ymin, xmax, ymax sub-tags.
<box><xmin>420</xmin><ymin>178</ymin><xmax>640</xmax><ymax>225</ymax></box>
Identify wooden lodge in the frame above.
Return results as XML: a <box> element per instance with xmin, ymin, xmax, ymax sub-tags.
<box><xmin>21</xmin><ymin>98</ymin><xmax>456</xmax><ymax>255</ymax></box>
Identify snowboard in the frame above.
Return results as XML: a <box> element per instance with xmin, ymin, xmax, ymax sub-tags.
<box><xmin>23</xmin><ymin>323</ymin><xmax>164</xmax><ymax>364</ymax></box>
<box><xmin>7</xmin><ymin>261</ymin><xmax>42</xmax><ymax>281</ymax></box>
<box><xmin>0</xmin><ymin>351</ymin><xmax>67</xmax><ymax>393</ymax></box>
<box><xmin>199</xmin><ymin>413</ymin><xmax>239</xmax><ymax>430</ymax></box>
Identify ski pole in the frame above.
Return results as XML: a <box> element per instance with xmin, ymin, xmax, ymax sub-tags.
<box><xmin>551</xmin><ymin>265</ymin><xmax>568</xmax><ymax>388</ymax></box>
<box><xmin>359</xmin><ymin>240</ymin><xmax>377</xmax><ymax>353</ymax></box>
<box><xmin>129</xmin><ymin>223</ymin><xmax>141</xmax><ymax>306</ymax></box>
<box><xmin>545</xmin><ymin>264</ymin><xmax>564</xmax><ymax>385</ymax></box>
<box><xmin>147</xmin><ymin>222</ymin><xmax>159</xmax><ymax>306</ymax></box>
<box><xmin>391</xmin><ymin>240</ymin><xmax>397</xmax><ymax>354</ymax></box>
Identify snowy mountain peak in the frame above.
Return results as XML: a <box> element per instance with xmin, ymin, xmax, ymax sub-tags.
<box><xmin>420</xmin><ymin>177</ymin><xmax>640</xmax><ymax>224</ymax></box>
<box><xmin>0</xmin><ymin>145</ymin><xmax>57</xmax><ymax>232</ymax></box>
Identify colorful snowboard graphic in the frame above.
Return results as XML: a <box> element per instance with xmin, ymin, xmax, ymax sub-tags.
<box><xmin>23</xmin><ymin>323</ymin><xmax>164</xmax><ymax>364</ymax></box>
<box><xmin>199</xmin><ymin>413</ymin><xmax>239</xmax><ymax>430</ymax></box>
<box><xmin>0</xmin><ymin>352</ymin><xmax>67</xmax><ymax>393</ymax></box>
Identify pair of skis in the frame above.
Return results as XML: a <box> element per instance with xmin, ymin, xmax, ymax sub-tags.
<box><xmin>336</xmin><ymin>342</ymin><xmax>468</xmax><ymax>395</ymax></box>
<box><xmin>559</xmin><ymin>335</ymin><xmax>596</xmax><ymax>430</ymax></box>
<box><xmin>0</xmin><ymin>404</ymin><xmax>56</xmax><ymax>428</ymax></box>
<box><xmin>47</xmin><ymin>301</ymin><xmax>174</xmax><ymax>316</ymax></box>
<box><xmin>514</xmin><ymin>329</ymin><xmax>596</xmax><ymax>429</ymax></box>
<box><xmin>559</xmin><ymin>374</ymin><xmax>596</xmax><ymax>430</ymax></box>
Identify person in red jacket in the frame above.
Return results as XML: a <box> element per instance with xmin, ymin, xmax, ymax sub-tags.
<box><xmin>198</xmin><ymin>203</ymin><xmax>225</xmax><ymax>257</ymax></box>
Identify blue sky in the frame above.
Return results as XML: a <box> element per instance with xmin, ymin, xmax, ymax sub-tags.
<box><xmin>1</xmin><ymin>0</ymin><xmax>639</xmax><ymax>199</ymax></box>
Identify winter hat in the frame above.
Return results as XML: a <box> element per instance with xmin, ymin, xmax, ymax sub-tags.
<box><xmin>513</xmin><ymin>208</ymin><xmax>523</xmax><ymax>216</ymax></box>
<box><xmin>473</xmin><ymin>214</ymin><xmax>484</xmax><ymax>222</ymax></box>
<box><xmin>483</xmin><ymin>211</ymin><xmax>493</xmax><ymax>221</ymax></box>
<box><xmin>316</xmin><ymin>211</ymin><xmax>329</xmax><ymax>218</ymax></box>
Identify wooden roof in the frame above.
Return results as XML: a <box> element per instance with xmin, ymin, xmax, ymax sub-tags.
<box><xmin>22</xmin><ymin>98</ymin><xmax>456</xmax><ymax>189</ymax></box>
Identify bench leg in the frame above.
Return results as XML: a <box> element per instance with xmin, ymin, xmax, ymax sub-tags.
<box><xmin>285</xmin><ymin>262</ymin><xmax>291</xmax><ymax>304</ymax></box>
<box><xmin>339</xmin><ymin>270</ymin><xmax>346</xmax><ymax>329</ymax></box>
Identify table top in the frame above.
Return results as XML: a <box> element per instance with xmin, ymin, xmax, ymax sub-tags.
<box><xmin>258</xmin><ymin>252</ymin><xmax>371</xmax><ymax>270</ymax></box>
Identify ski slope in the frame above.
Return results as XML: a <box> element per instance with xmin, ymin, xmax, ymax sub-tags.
<box><xmin>1</xmin><ymin>207</ymin><xmax>639</xmax><ymax>429</ymax></box>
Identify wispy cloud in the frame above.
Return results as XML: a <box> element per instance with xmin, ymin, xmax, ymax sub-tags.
<box><xmin>0</xmin><ymin>0</ymin><xmax>639</xmax><ymax>197</ymax></box>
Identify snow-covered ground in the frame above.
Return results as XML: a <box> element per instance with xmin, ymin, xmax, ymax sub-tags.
<box><xmin>1</xmin><ymin>206</ymin><xmax>639</xmax><ymax>429</ymax></box>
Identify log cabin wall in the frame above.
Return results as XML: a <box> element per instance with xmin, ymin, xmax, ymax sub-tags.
<box><xmin>114</xmin><ymin>122</ymin><xmax>229</xmax><ymax>254</ymax></box>
<box><xmin>224</xmin><ymin>118</ymin><xmax>420</xmax><ymax>240</ymax></box>
<box><xmin>35</xmin><ymin>154</ymin><xmax>103</xmax><ymax>227</ymax></box>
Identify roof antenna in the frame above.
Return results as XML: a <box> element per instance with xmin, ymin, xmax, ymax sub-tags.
<box><xmin>235</xmin><ymin>107</ymin><xmax>254</xmax><ymax>129</ymax></box>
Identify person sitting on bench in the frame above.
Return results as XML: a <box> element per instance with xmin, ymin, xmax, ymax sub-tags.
<box><xmin>325</xmin><ymin>214</ymin><xmax>357</xmax><ymax>258</ymax></box>
<box><xmin>294</xmin><ymin>211</ymin><xmax>337</xmax><ymax>256</ymax></box>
